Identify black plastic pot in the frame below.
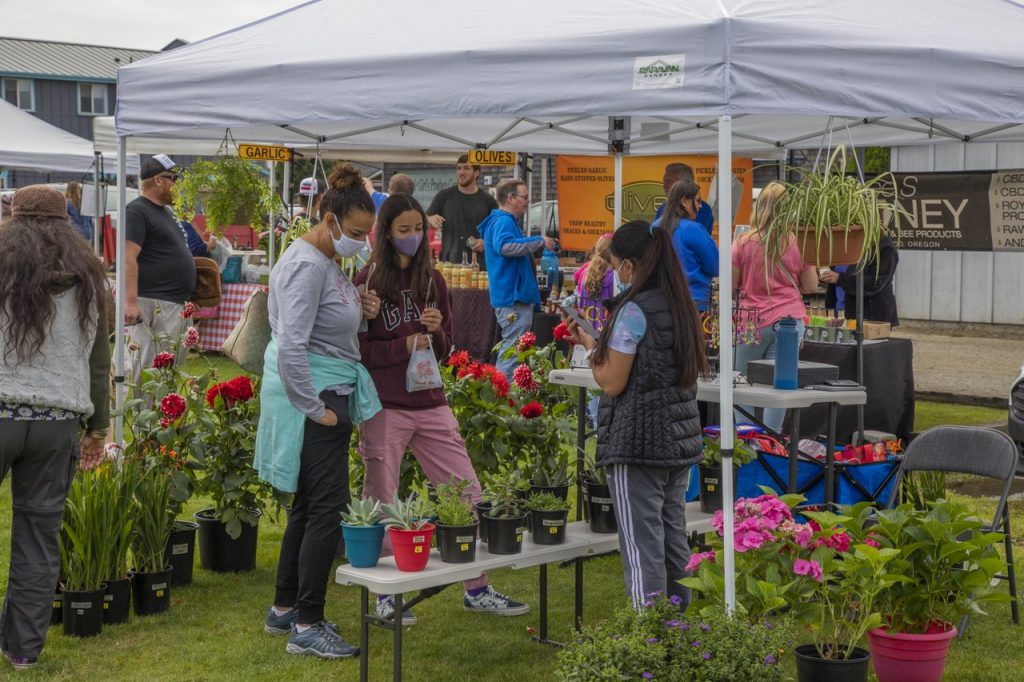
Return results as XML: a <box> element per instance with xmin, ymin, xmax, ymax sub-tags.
<box><xmin>529</xmin><ymin>480</ymin><xmax>570</xmax><ymax>502</ymax></box>
<box><xmin>699</xmin><ymin>464</ymin><xmax>735</xmax><ymax>514</ymax></box>
<box><xmin>62</xmin><ymin>586</ymin><xmax>105</xmax><ymax>637</ymax></box>
<box><xmin>164</xmin><ymin>520</ymin><xmax>199</xmax><ymax>586</ymax></box>
<box><xmin>529</xmin><ymin>508</ymin><xmax>568</xmax><ymax>545</ymax></box>
<box><xmin>130</xmin><ymin>567</ymin><xmax>172</xmax><ymax>616</ymax></box>
<box><xmin>794</xmin><ymin>644</ymin><xmax>870</xmax><ymax>682</ymax></box>
<box><xmin>195</xmin><ymin>508</ymin><xmax>261</xmax><ymax>573</ymax></box>
<box><xmin>103</xmin><ymin>577</ymin><xmax>132</xmax><ymax>625</ymax></box>
<box><xmin>474</xmin><ymin>501</ymin><xmax>492</xmax><ymax>543</ymax></box>
<box><xmin>436</xmin><ymin>522</ymin><xmax>479</xmax><ymax>563</ymax></box>
<box><xmin>484</xmin><ymin>513</ymin><xmax>527</xmax><ymax>555</ymax></box>
<box><xmin>51</xmin><ymin>585</ymin><xmax>62</xmax><ymax>625</ymax></box>
<box><xmin>584</xmin><ymin>480</ymin><xmax>617</xmax><ymax>534</ymax></box>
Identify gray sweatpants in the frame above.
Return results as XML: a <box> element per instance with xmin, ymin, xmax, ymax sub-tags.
<box><xmin>125</xmin><ymin>297</ymin><xmax>187</xmax><ymax>389</ymax></box>
<box><xmin>0</xmin><ymin>418</ymin><xmax>79</xmax><ymax>659</ymax></box>
<box><xmin>605</xmin><ymin>463</ymin><xmax>691</xmax><ymax>609</ymax></box>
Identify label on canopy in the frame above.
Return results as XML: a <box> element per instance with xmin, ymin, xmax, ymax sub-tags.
<box><xmin>633</xmin><ymin>54</ymin><xmax>686</xmax><ymax>90</ymax></box>
<box><xmin>237</xmin><ymin>144</ymin><xmax>293</xmax><ymax>163</ymax></box>
<box><xmin>466</xmin><ymin>150</ymin><xmax>517</xmax><ymax>166</ymax></box>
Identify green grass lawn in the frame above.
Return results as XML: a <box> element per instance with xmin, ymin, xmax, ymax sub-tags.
<box><xmin>0</xmin><ymin>355</ymin><xmax>1018</xmax><ymax>680</ymax></box>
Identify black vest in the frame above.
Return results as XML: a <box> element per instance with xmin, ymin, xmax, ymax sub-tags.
<box><xmin>595</xmin><ymin>288</ymin><xmax>703</xmax><ymax>469</ymax></box>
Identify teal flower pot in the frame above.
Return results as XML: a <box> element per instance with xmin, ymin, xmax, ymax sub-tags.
<box><xmin>341</xmin><ymin>523</ymin><xmax>386</xmax><ymax>568</ymax></box>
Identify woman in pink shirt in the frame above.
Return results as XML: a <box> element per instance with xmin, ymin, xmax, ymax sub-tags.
<box><xmin>731</xmin><ymin>182</ymin><xmax>818</xmax><ymax>431</ymax></box>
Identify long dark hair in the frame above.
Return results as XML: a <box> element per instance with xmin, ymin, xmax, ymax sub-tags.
<box><xmin>659</xmin><ymin>179</ymin><xmax>700</xmax><ymax>233</ymax></box>
<box><xmin>367</xmin><ymin>193</ymin><xmax>435</xmax><ymax>306</ymax></box>
<box><xmin>593</xmin><ymin>220</ymin><xmax>708</xmax><ymax>387</ymax></box>
<box><xmin>0</xmin><ymin>215</ymin><xmax>108</xmax><ymax>363</ymax></box>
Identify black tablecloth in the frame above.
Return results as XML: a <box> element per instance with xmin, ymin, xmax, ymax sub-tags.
<box><xmin>450</xmin><ymin>289</ymin><xmax>500</xmax><ymax>361</ymax></box>
<box><xmin>786</xmin><ymin>338</ymin><xmax>915</xmax><ymax>442</ymax></box>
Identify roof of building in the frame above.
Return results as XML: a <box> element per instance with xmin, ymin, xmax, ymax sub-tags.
<box><xmin>0</xmin><ymin>37</ymin><xmax>159</xmax><ymax>82</ymax></box>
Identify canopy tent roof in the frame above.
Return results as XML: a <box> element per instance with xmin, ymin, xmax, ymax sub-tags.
<box><xmin>0</xmin><ymin>98</ymin><xmax>101</xmax><ymax>174</ymax></box>
<box><xmin>115</xmin><ymin>0</ymin><xmax>1024</xmax><ymax>154</ymax></box>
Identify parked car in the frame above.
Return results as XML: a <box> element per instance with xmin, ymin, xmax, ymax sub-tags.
<box><xmin>526</xmin><ymin>200</ymin><xmax>558</xmax><ymax>238</ymax></box>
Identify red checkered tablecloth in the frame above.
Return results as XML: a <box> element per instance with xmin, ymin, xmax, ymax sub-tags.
<box><xmin>197</xmin><ymin>283</ymin><xmax>266</xmax><ymax>352</ymax></box>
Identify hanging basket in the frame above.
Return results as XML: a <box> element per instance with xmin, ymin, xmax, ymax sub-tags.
<box><xmin>796</xmin><ymin>225</ymin><xmax>866</xmax><ymax>266</ymax></box>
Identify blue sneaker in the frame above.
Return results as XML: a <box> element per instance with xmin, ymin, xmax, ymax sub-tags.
<box><xmin>285</xmin><ymin>621</ymin><xmax>359</xmax><ymax>659</ymax></box>
<box><xmin>463</xmin><ymin>586</ymin><xmax>530</xmax><ymax>616</ymax></box>
<box><xmin>265</xmin><ymin>607</ymin><xmax>340</xmax><ymax>636</ymax></box>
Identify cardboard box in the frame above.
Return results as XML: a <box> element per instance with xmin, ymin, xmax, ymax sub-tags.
<box><xmin>863</xmin><ymin>321</ymin><xmax>891</xmax><ymax>339</ymax></box>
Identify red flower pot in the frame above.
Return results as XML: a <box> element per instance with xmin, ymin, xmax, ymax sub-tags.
<box><xmin>387</xmin><ymin>524</ymin><xmax>435</xmax><ymax>572</ymax></box>
<box><xmin>867</xmin><ymin>625</ymin><xmax>957</xmax><ymax>682</ymax></box>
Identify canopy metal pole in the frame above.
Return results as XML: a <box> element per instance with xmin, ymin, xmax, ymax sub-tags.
<box><xmin>613</xmin><ymin>153</ymin><xmax>623</xmax><ymax>227</ymax></box>
<box><xmin>540</xmin><ymin>155</ymin><xmax>548</xmax><ymax>238</ymax></box>
<box><xmin>856</xmin><ymin>268</ymin><xmax>865</xmax><ymax>442</ymax></box>
<box><xmin>93</xmin><ymin>152</ymin><xmax>102</xmax><ymax>255</ymax></box>
<box><xmin>717</xmin><ymin>115</ymin><xmax>736</xmax><ymax>614</ymax></box>
<box><xmin>113</xmin><ymin>137</ymin><xmax>128</xmax><ymax>444</ymax></box>
<box><xmin>267</xmin><ymin>160</ymin><xmax>275</xmax><ymax>270</ymax></box>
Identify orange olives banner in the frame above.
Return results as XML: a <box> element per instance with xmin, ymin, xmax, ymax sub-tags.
<box><xmin>555</xmin><ymin>154</ymin><xmax>754</xmax><ymax>252</ymax></box>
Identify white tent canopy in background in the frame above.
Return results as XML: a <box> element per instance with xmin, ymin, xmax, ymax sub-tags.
<box><xmin>0</xmin><ymin>98</ymin><xmax>101</xmax><ymax>174</ymax></box>
<box><xmin>114</xmin><ymin>0</ymin><xmax>1024</xmax><ymax>612</ymax></box>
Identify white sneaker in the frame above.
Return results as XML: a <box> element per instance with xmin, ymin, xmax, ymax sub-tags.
<box><xmin>463</xmin><ymin>586</ymin><xmax>530</xmax><ymax>616</ymax></box>
<box><xmin>375</xmin><ymin>595</ymin><xmax>417</xmax><ymax>626</ymax></box>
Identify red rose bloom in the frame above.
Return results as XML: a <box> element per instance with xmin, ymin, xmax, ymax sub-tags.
<box><xmin>160</xmin><ymin>393</ymin><xmax>187</xmax><ymax>421</ymax></box>
<box><xmin>553</xmin><ymin>322</ymin><xmax>574</xmax><ymax>343</ymax></box>
<box><xmin>516</xmin><ymin>331</ymin><xmax>537</xmax><ymax>352</ymax></box>
<box><xmin>152</xmin><ymin>352</ymin><xmax>176</xmax><ymax>369</ymax></box>
<box><xmin>520</xmin><ymin>401</ymin><xmax>544</xmax><ymax>419</ymax></box>
<box><xmin>447</xmin><ymin>350</ymin><xmax>470</xmax><ymax>368</ymax></box>
<box><xmin>228</xmin><ymin>375</ymin><xmax>254</xmax><ymax>402</ymax></box>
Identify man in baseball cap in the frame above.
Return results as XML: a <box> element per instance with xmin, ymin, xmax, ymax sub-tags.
<box><xmin>139</xmin><ymin>153</ymin><xmax>180</xmax><ymax>181</ymax></box>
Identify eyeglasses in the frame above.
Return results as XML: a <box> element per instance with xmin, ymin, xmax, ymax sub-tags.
<box><xmin>158</xmin><ymin>173</ymin><xmax>180</xmax><ymax>182</ymax></box>
<box><xmin>515</xmin><ymin>193</ymin><xmax>529</xmax><ymax>200</ymax></box>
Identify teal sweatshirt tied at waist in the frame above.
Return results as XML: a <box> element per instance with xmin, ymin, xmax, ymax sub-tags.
<box><xmin>255</xmin><ymin>336</ymin><xmax>381</xmax><ymax>494</ymax></box>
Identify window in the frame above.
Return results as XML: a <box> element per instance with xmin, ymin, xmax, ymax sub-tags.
<box><xmin>77</xmin><ymin>83</ymin><xmax>109</xmax><ymax>116</ymax></box>
<box><xmin>1</xmin><ymin>78</ymin><xmax>34</xmax><ymax>111</ymax></box>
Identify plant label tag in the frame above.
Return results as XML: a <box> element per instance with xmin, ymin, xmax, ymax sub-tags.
<box><xmin>172</xmin><ymin>543</ymin><xmax>189</xmax><ymax>555</ymax></box>
<box><xmin>601</xmin><ymin>505</ymin><xmax>611</xmax><ymax>511</ymax></box>
<box><xmin>456</xmin><ymin>535</ymin><xmax>474</xmax><ymax>543</ymax></box>
<box><xmin>152</xmin><ymin>583</ymin><xmax>167</xmax><ymax>591</ymax></box>
<box><xmin>104</xmin><ymin>603</ymin><xmax>109</xmax><ymax>609</ymax></box>
<box><xmin>460</xmin><ymin>543</ymin><xmax>470</xmax><ymax>551</ymax></box>
<box><xmin>591</xmin><ymin>496</ymin><xmax>612</xmax><ymax>505</ymax></box>
<box><xmin>414</xmin><ymin>545</ymin><xmax>423</xmax><ymax>554</ymax></box>
<box><xmin>104</xmin><ymin>594</ymin><xmax>113</xmax><ymax>602</ymax></box>
<box><xmin>549</xmin><ymin>527</ymin><xmax>558</xmax><ymax>534</ymax></box>
<box><xmin>542</xmin><ymin>519</ymin><xmax>564</xmax><ymax>527</ymax></box>
<box><xmin>412</xmin><ymin>535</ymin><xmax>425</xmax><ymax>543</ymax></box>
<box><xmin>69</xmin><ymin>601</ymin><xmax>92</xmax><ymax>609</ymax></box>
<box><xmin>515</xmin><ymin>534</ymin><xmax>523</xmax><ymax>542</ymax></box>
<box><xmin>156</xmin><ymin>590</ymin><xmax>165</xmax><ymax>597</ymax></box>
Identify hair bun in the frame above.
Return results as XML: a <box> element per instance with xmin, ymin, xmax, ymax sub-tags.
<box><xmin>327</xmin><ymin>162</ymin><xmax>362</xmax><ymax>190</ymax></box>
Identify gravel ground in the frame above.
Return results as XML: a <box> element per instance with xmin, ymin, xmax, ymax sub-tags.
<box><xmin>892</xmin><ymin>327</ymin><xmax>1023</xmax><ymax>403</ymax></box>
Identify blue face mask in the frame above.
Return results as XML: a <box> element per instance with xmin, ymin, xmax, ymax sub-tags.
<box><xmin>616</xmin><ymin>262</ymin><xmax>632</xmax><ymax>293</ymax></box>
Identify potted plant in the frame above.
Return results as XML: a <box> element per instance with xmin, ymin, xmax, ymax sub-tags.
<box><xmin>381</xmin><ymin>493</ymin><xmax>435</xmax><ymax>572</ymax></box>
<box><xmin>340</xmin><ymin>498</ymin><xmax>386</xmax><ymax>568</ymax></box>
<box><xmin>764</xmin><ymin>144</ymin><xmax>901</xmax><ymax>270</ymax></box>
<box><xmin>684</xmin><ymin>495</ymin><xmax>904</xmax><ymax>682</ymax></box>
<box><xmin>174</xmin><ymin>156</ymin><xmax>275</xmax><ymax>235</ymax></box>
<box><xmin>129</xmin><ymin>458</ymin><xmax>175</xmax><ymax>617</ymax></box>
<box><xmin>433</xmin><ymin>479</ymin><xmax>480</xmax><ymax>564</ymax></box>
<box><xmin>59</xmin><ymin>470</ymin><xmax>111</xmax><ymax>637</ymax></box>
<box><xmin>482</xmin><ymin>472</ymin><xmax>529</xmax><ymax>555</ymax></box>
<box><xmin>96</xmin><ymin>460</ymin><xmax>137</xmax><ymax>625</ymax></box>
<box><xmin>191</xmin><ymin>375</ymin><xmax>287</xmax><ymax>572</ymax></box>
<box><xmin>581</xmin><ymin>449</ymin><xmax>616</xmax><ymax>534</ymax></box>
<box><xmin>698</xmin><ymin>433</ymin><xmax>758</xmax><ymax>513</ymax></box>
<box><xmin>865</xmin><ymin>500</ymin><xmax>1009</xmax><ymax>682</ymax></box>
<box><xmin>526</xmin><ymin>491</ymin><xmax>569</xmax><ymax>545</ymax></box>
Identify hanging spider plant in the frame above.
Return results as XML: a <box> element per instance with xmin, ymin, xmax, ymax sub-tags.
<box><xmin>762</xmin><ymin>145</ymin><xmax>903</xmax><ymax>273</ymax></box>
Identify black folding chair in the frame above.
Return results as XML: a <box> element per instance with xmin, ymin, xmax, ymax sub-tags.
<box><xmin>887</xmin><ymin>426</ymin><xmax>1019</xmax><ymax>635</ymax></box>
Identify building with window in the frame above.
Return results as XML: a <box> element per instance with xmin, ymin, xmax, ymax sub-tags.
<box><xmin>0</xmin><ymin>36</ymin><xmax>166</xmax><ymax>186</ymax></box>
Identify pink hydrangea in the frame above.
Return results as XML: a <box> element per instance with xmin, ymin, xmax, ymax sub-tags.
<box><xmin>793</xmin><ymin>558</ymin><xmax>824</xmax><ymax>582</ymax></box>
<box><xmin>825</xmin><ymin>531</ymin><xmax>851</xmax><ymax>553</ymax></box>
<box><xmin>685</xmin><ymin>551</ymin><xmax>716</xmax><ymax>572</ymax></box>
<box><xmin>865</xmin><ymin>536</ymin><xmax>881</xmax><ymax>548</ymax></box>
<box><xmin>736</xmin><ymin>529</ymin><xmax>770</xmax><ymax>553</ymax></box>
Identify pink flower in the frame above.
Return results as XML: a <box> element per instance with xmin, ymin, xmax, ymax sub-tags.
<box><xmin>516</xmin><ymin>332</ymin><xmax>537</xmax><ymax>352</ymax></box>
<box><xmin>793</xmin><ymin>559</ymin><xmax>824</xmax><ymax>582</ymax></box>
<box><xmin>183</xmin><ymin>326</ymin><xmax>200</xmax><ymax>349</ymax></box>
<box><xmin>865</xmin><ymin>536</ymin><xmax>881</xmax><ymax>548</ymax></box>
<box><xmin>825</xmin><ymin>532</ymin><xmax>851</xmax><ymax>553</ymax></box>
<box><xmin>735</xmin><ymin>529</ymin><xmax>770</xmax><ymax>553</ymax></box>
<box><xmin>180</xmin><ymin>302</ymin><xmax>197</xmax><ymax>319</ymax></box>
<box><xmin>685</xmin><ymin>551</ymin><xmax>716</xmax><ymax>572</ymax></box>
<box><xmin>513</xmin><ymin>364</ymin><xmax>540</xmax><ymax>392</ymax></box>
<box><xmin>152</xmin><ymin>352</ymin><xmax>175</xmax><ymax>369</ymax></box>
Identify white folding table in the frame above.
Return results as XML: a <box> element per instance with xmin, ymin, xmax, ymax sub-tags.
<box><xmin>336</xmin><ymin>509</ymin><xmax>715</xmax><ymax>682</ymax></box>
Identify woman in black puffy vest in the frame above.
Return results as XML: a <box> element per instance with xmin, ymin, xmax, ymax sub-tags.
<box><xmin>564</xmin><ymin>220</ymin><xmax>708</xmax><ymax>610</ymax></box>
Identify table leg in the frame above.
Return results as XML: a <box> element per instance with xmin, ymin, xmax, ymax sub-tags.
<box><xmin>574</xmin><ymin>557</ymin><xmax>584</xmax><ymax>631</ymax></box>
<box><xmin>393</xmin><ymin>592</ymin><xmax>403</xmax><ymax>682</ymax></box>
<box><xmin>825</xmin><ymin>403</ymin><xmax>837</xmax><ymax>507</ymax></box>
<box><xmin>360</xmin><ymin>587</ymin><xmax>369</xmax><ymax>682</ymax></box>
<box><xmin>539</xmin><ymin>563</ymin><xmax>549</xmax><ymax>641</ymax></box>
<box><xmin>576</xmin><ymin>386</ymin><xmax>586</xmax><ymax>520</ymax></box>
<box><xmin>788</xmin><ymin>410</ymin><xmax>801</xmax><ymax>493</ymax></box>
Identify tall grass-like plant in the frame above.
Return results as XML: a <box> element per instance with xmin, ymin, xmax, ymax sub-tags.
<box><xmin>60</xmin><ymin>469</ymin><xmax>119</xmax><ymax>592</ymax></box>
<box><xmin>131</xmin><ymin>459</ymin><xmax>174</xmax><ymax>573</ymax></box>
<box><xmin>763</xmin><ymin>144</ymin><xmax>902</xmax><ymax>272</ymax></box>
<box><xmin>99</xmin><ymin>462</ymin><xmax>137</xmax><ymax>581</ymax></box>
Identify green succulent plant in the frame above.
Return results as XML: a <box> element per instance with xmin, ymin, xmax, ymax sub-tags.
<box><xmin>341</xmin><ymin>498</ymin><xmax>383</xmax><ymax>527</ymax></box>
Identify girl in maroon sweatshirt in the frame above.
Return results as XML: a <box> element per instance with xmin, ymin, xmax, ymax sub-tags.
<box><xmin>354</xmin><ymin>193</ymin><xmax>528</xmax><ymax>622</ymax></box>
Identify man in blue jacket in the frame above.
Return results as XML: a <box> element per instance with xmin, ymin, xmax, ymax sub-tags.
<box><xmin>653</xmin><ymin>162</ymin><xmax>714</xmax><ymax>234</ymax></box>
<box><xmin>479</xmin><ymin>179</ymin><xmax>556</xmax><ymax>378</ymax></box>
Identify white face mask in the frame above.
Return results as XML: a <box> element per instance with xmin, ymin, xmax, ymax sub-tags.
<box><xmin>330</xmin><ymin>217</ymin><xmax>366</xmax><ymax>258</ymax></box>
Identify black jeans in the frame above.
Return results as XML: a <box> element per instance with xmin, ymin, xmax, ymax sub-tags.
<box><xmin>0</xmin><ymin>418</ymin><xmax>79</xmax><ymax>659</ymax></box>
<box><xmin>273</xmin><ymin>391</ymin><xmax>352</xmax><ymax>624</ymax></box>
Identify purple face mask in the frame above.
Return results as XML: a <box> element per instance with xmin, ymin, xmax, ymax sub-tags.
<box><xmin>392</xmin><ymin>233</ymin><xmax>422</xmax><ymax>257</ymax></box>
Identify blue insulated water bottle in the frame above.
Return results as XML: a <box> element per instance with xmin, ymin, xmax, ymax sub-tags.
<box><xmin>773</xmin><ymin>317</ymin><xmax>799</xmax><ymax>390</ymax></box>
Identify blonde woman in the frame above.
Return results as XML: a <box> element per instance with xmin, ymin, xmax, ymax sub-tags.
<box><xmin>731</xmin><ymin>181</ymin><xmax>818</xmax><ymax>430</ymax></box>
<box><xmin>572</xmin><ymin>233</ymin><xmax>615</xmax><ymax>333</ymax></box>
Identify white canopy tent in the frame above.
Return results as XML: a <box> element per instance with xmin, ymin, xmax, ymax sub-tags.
<box><xmin>0</xmin><ymin>98</ymin><xmax>99</xmax><ymax>174</ymax></box>
<box><xmin>114</xmin><ymin>0</ymin><xmax>1024</xmax><ymax>611</ymax></box>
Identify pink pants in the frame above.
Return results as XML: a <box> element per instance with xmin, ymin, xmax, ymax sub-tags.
<box><xmin>359</xmin><ymin>404</ymin><xmax>487</xmax><ymax>590</ymax></box>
